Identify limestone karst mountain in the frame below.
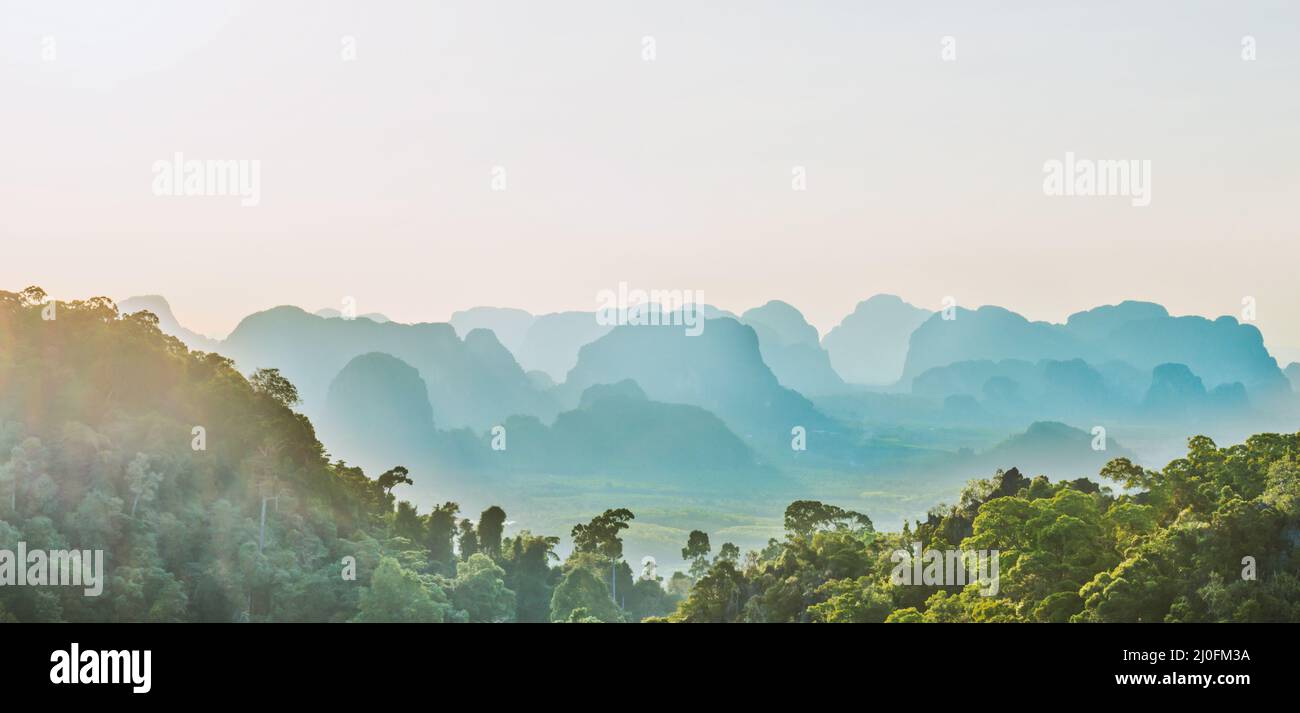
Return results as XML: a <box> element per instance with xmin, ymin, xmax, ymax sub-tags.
<box><xmin>822</xmin><ymin>294</ymin><xmax>932</xmax><ymax>386</ymax></box>
<box><xmin>740</xmin><ymin>300</ymin><xmax>846</xmax><ymax>396</ymax></box>
<box><xmin>318</xmin><ymin>352</ymin><xmax>437</xmax><ymax>473</ymax></box>
<box><xmin>495</xmin><ymin>380</ymin><xmax>766</xmax><ymax>481</ymax></box>
<box><xmin>901</xmin><ymin>301</ymin><xmax>1288</xmax><ymax>397</ymax></box>
<box><xmin>560</xmin><ymin>316</ymin><xmax>836</xmax><ymax>454</ymax></box>
<box><xmin>221</xmin><ymin>305</ymin><xmax>557</xmax><ymax>431</ymax></box>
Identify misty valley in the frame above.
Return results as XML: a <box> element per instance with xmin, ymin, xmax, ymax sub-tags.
<box><xmin>2</xmin><ymin>286</ymin><xmax>1297</xmax><ymax>623</ymax></box>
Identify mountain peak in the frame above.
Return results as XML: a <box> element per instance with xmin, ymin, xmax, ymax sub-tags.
<box><xmin>119</xmin><ymin>294</ymin><xmax>175</xmax><ymax>320</ymax></box>
<box><xmin>742</xmin><ymin>300</ymin><xmax>818</xmax><ymax>347</ymax></box>
<box><xmin>857</xmin><ymin>293</ymin><xmax>910</xmax><ymax>309</ymax></box>
<box><xmin>117</xmin><ymin>294</ymin><xmax>219</xmax><ymax>351</ymax></box>
<box><xmin>820</xmin><ymin>296</ymin><xmax>931</xmax><ymax>386</ymax></box>
<box><xmin>1065</xmin><ymin>301</ymin><xmax>1171</xmax><ymax>340</ymax></box>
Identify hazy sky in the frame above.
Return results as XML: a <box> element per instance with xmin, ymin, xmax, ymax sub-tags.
<box><xmin>3</xmin><ymin>1</ymin><xmax>1298</xmax><ymax>360</ymax></box>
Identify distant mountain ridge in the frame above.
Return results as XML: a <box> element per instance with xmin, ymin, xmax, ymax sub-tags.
<box><xmin>497</xmin><ymin>380</ymin><xmax>768</xmax><ymax>482</ymax></box>
<box><xmin>220</xmin><ymin>305</ymin><xmax>557</xmax><ymax>431</ymax></box>
<box><xmin>316</xmin><ymin>349</ymin><xmax>766</xmax><ymax>486</ymax></box>
<box><xmin>449</xmin><ymin>306</ymin><xmax>535</xmax><ymax>354</ymax></box>
<box><xmin>913</xmin><ymin>357</ymin><xmax>1143</xmax><ymax>419</ymax></box>
<box><xmin>121</xmin><ymin>293</ymin><xmax>1297</xmax><ymax>480</ymax></box>
<box><xmin>451</xmin><ymin>307</ymin><xmax>612</xmax><ymax>382</ymax></box>
<box><xmin>902</xmin><ymin>301</ymin><xmax>1288</xmax><ymax>396</ymax></box>
<box><xmin>314</xmin><ymin>307</ymin><xmax>390</xmax><ymax>323</ymax></box>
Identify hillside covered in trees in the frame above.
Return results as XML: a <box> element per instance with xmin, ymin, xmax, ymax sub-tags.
<box><xmin>1</xmin><ymin>289</ymin><xmax>1297</xmax><ymax>623</ymax></box>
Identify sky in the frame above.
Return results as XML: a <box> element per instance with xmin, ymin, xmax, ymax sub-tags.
<box><xmin>3</xmin><ymin>1</ymin><xmax>1299</xmax><ymax>361</ymax></box>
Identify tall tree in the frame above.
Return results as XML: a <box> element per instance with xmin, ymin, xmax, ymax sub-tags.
<box><xmin>682</xmin><ymin>530</ymin><xmax>711</xmax><ymax>579</ymax></box>
<box><xmin>393</xmin><ymin>501</ymin><xmax>422</xmax><ymax>541</ymax></box>
<box><xmin>571</xmin><ymin>508</ymin><xmax>635</xmax><ymax>601</ymax></box>
<box><xmin>126</xmin><ymin>452</ymin><xmax>162</xmax><ymax>517</ymax></box>
<box><xmin>426</xmin><ymin>501</ymin><xmax>461</xmax><ymax>567</ymax></box>
<box><xmin>375</xmin><ymin>466</ymin><xmax>412</xmax><ymax>497</ymax></box>
<box><xmin>783</xmin><ymin>500</ymin><xmax>873</xmax><ymax>540</ymax></box>
<box><xmin>478</xmin><ymin>505</ymin><xmax>507</xmax><ymax>558</ymax></box>
<box><xmin>504</xmin><ymin>531</ymin><xmax>560</xmax><ymax>623</ymax></box>
<box><xmin>458</xmin><ymin>518</ymin><xmax>480</xmax><ymax>560</ymax></box>
<box><xmin>571</xmin><ymin>508</ymin><xmax>635</xmax><ymax>560</ymax></box>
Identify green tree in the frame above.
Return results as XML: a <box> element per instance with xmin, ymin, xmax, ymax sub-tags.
<box><xmin>571</xmin><ymin>508</ymin><xmax>635</xmax><ymax>600</ymax></box>
<box><xmin>668</xmin><ymin>561</ymin><xmax>745</xmax><ymax>623</ymax></box>
<box><xmin>682</xmin><ymin>530</ymin><xmax>711</xmax><ymax>580</ymax></box>
<box><xmin>571</xmin><ymin>508</ymin><xmax>635</xmax><ymax>560</ymax></box>
<box><xmin>1</xmin><ymin>437</ymin><xmax>46</xmax><ymax>515</ymax></box>
<box><xmin>504</xmin><ymin>531</ymin><xmax>559</xmax><ymax>623</ymax></box>
<box><xmin>451</xmin><ymin>553</ymin><xmax>516</xmax><ymax>622</ymax></box>
<box><xmin>784</xmin><ymin>500</ymin><xmax>872</xmax><ymax>540</ymax></box>
<box><xmin>393</xmin><ymin>501</ymin><xmax>422</xmax><ymax>541</ymax></box>
<box><xmin>126</xmin><ymin>453</ymin><xmax>162</xmax><ymax>518</ymax></box>
<box><xmin>375</xmin><ymin>466</ymin><xmax>412</xmax><ymax>497</ymax></box>
<box><xmin>666</xmin><ymin>571</ymin><xmax>692</xmax><ymax>598</ymax></box>
<box><xmin>808</xmin><ymin>577</ymin><xmax>894</xmax><ymax>623</ymax></box>
<box><xmin>550</xmin><ymin>563</ymin><xmax>623</xmax><ymax>623</ymax></box>
<box><xmin>426</xmin><ymin>501</ymin><xmax>460</xmax><ymax>568</ymax></box>
<box><xmin>353</xmin><ymin>557</ymin><xmax>452</xmax><ymax>623</ymax></box>
<box><xmin>248</xmin><ymin>368</ymin><xmax>301</xmax><ymax>408</ymax></box>
<box><xmin>457</xmin><ymin>518</ymin><xmax>480</xmax><ymax>560</ymax></box>
<box><xmin>478</xmin><ymin>505</ymin><xmax>507</xmax><ymax>558</ymax></box>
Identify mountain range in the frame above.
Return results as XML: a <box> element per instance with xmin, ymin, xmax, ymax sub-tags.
<box><xmin>902</xmin><ymin>301</ymin><xmax>1288</xmax><ymax>396</ymax></box>
<box><xmin>220</xmin><ymin>305</ymin><xmax>557</xmax><ymax>431</ymax></box>
<box><xmin>117</xmin><ymin>292</ymin><xmax>1300</xmax><ymax>497</ymax></box>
